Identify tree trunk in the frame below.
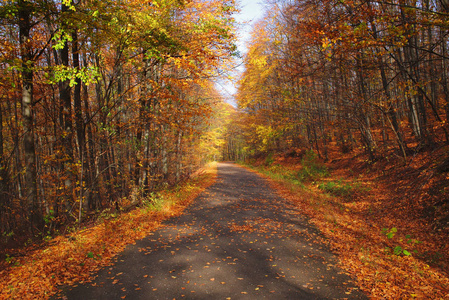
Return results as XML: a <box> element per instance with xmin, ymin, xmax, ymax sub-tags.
<box><xmin>72</xmin><ymin>30</ymin><xmax>85</xmax><ymax>221</ymax></box>
<box><xmin>441</xmin><ymin>28</ymin><xmax>449</xmax><ymax>143</ymax></box>
<box><xmin>83</xmin><ymin>76</ymin><xmax>98</xmax><ymax>210</ymax></box>
<box><xmin>161</xmin><ymin>124</ymin><xmax>168</xmax><ymax>182</ymax></box>
<box><xmin>19</xmin><ymin>1</ymin><xmax>41</xmax><ymax>232</ymax></box>
<box><xmin>73</xmin><ymin>31</ymin><xmax>83</xmax><ymax>163</ymax></box>
<box><xmin>175</xmin><ymin>130</ymin><xmax>183</xmax><ymax>183</ymax></box>
<box><xmin>58</xmin><ymin>3</ymin><xmax>74</xmax><ymax>218</ymax></box>
<box><xmin>0</xmin><ymin>102</ymin><xmax>11</xmax><ymax>233</ymax></box>
<box><xmin>60</xmin><ymin>3</ymin><xmax>73</xmax><ymax>159</ymax></box>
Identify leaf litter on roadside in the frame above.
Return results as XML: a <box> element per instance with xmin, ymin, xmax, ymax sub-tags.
<box><xmin>0</xmin><ymin>167</ymin><xmax>217</xmax><ymax>299</ymax></box>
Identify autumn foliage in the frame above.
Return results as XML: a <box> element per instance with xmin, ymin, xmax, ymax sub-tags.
<box><xmin>2</xmin><ymin>0</ymin><xmax>449</xmax><ymax>298</ymax></box>
<box><xmin>229</xmin><ymin>0</ymin><xmax>449</xmax><ymax>229</ymax></box>
<box><xmin>234</xmin><ymin>0</ymin><xmax>449</xmax><ymax>160</ymax></box>
<box><xmin>228</xmin><ymin>0</ymin><xmax>449</xmax><ymax>298</ymax></box>
<box><xmin>0</xmin><ymin>163</ymin><xmax>217</xmax><ymax>299</ymax></box>
<box><xmin>0</xmin><ymin>0</ymin><xmax>237</xmax><ymax>238</ymax></box>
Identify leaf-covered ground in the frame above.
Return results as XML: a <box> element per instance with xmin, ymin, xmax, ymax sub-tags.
<box><xmin>0</xmin><ymin>164</ymin><xmax>217</xmax><ymax>299</ymax></box>
<box><xmin>243</xmin><ymin>149</ymin><xmax>449</xmax><ymax>299</ymax></box>
<box><xmin>2</xmin><ymin>151</ymin><xmax>448</xmax><ymax>299</ymax></box>
<box><xmin>56</xmin><ymin>162</ymin><xmax>366</xmax><ymax>299</ymax></box>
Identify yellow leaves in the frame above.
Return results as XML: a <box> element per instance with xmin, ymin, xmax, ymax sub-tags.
<box><xmin>152</xmin><ymin>0</ymin><xmax>161</xmax><ymax>8</ymax></box>
<box><xmin>321</xmin><ymin>37</ymin><xmax>331</xmax><ymax>50</ymax></box>
<box><xmin>249</xmin><ymin>55</ymin><xmax>267</xmax><ymax>69</ymax></box>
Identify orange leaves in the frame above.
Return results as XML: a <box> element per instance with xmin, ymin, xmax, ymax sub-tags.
<box><xmin>1</xmin><ymin>0</ymin><xmax>235</xmax><ymax>261</ymax></box>
<box><xmin>0</xmin><ymin>164</ymin><xmax>217</xmax><ymax>299</ymax></box>
<box><xmin>247</xmin><ymin>159</ymin><xmax>449</xmax><ymax>299</ymax></box>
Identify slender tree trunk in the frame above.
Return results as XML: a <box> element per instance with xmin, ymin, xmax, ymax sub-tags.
<box><xmin>11</xmin><ymin>100</ymin><xmax>23</xmax><ymax>199</ymax></box>
<box><xmin>116</xmin><ymin>47</ymin><xmax>125</xmax><ymax>197</ymax></box>
<box><xmin>73</xmin><ymin>31</ymin><xmax>83</xmax><ymax>163</ymax></box>
<box><xmin>441</xmin><ymin>28</ymin><xmax>449</xmax><ymax>142</ymax></box>
<box><xmin>19</xmin><ymin>1</ymin><xmax>41</xmax><ymax>232</ymax></box>
<box><xmin>58</xmin><ymin>3</ymin><xmax>74</xmax><ymax>217</ymax></box>
<box><xmin>83</xmin><ymin>77</ymin><xmax>97</xmax><ymax>210</ymax></box>
<box><xmin>135</xmin><ymin>51</ymin><xmax>150</xmax><ymax>188</ymax></box>
<box><xmin>0</xmin><ymin>102</ymin><xmax>10</xmax><ymax>233</ymax></box>
<box><xmin>175</xmin><ymin>130</ymin><xmax>183</xmax><ymax>183</ymax></box>
<box><xmin>60</xmin><ymin>3</ymin><xmax>73</xmax><ymax>159</ymax></box>
<box><xmin>161</xmin><ymin>124</ymin><xmax>168</xmax><ymax>181</ymax></box>
<box><xmin>72</xmin><ymin>30</ymin><xmax>85</xmax><ymax>220</ymax></box>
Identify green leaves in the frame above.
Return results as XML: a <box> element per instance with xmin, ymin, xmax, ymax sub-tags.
<box><xmin>52</xmin><ymin>30</ymin><xmax>73</xmax><ymax>51</ymax></box>
<box><xmin>382</xmin><ymin>228</ymin><xmax>420</xmax><ymax>256</ymax></box>
<box><xmin>402</xmin><ymin>249</ymin><xmax>412</xmax><ymax>256</ymax></box>
<box><xmin>382</xmin><ymin>227</ymin><xmax>397</xmax><ymax>239</ymax></box>
<box><xmin>62</xmin><ymin>0</ymin><xmax>76</xmax><ymax>11</ymax></box>
<box><xmin>46</xmin><ymin>65</ymin><xmax>100</xmax><ymax>87</ymax></box>
<box><xmin>86</xmin><ymin>251</ymin><xmax>102</xmax><ymax>260</ymax></box>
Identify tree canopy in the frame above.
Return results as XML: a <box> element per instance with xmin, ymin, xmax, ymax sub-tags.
<box><xmin>230</xmin><ymin>0</ymin><xmax>449</xmax><ymax>162</ymax></box>
<box><xmin>0</xmin><ymin>0</ymin><xmax>237</xmax><ymax>234</ymax></box>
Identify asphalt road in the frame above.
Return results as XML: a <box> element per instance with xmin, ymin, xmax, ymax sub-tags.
<box><xmin>58</xmin><ymin>163</ymin><xmax>367</xmax><ymax>299</ymax></box>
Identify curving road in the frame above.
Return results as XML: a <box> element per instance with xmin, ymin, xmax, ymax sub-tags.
<box><xmin>58</xmin><ymin>163</ymin><xmax>366</xmax><ymax>299</ymax></box>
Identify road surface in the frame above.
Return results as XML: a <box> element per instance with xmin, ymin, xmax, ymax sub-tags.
<box><xmin>58</xmin><ymin>163</ymin><xmax>366</xmax><ymax>299</ymax></box>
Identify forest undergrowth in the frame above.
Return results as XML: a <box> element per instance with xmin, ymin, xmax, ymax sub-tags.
<box><xmin>241</xmin><ymin>147</ymin><xmax>449</xmax><ymax>299</ymax></box>
<box><xmin>0</xmin><ymin>163</ymin><xmax>217</xmax><ymax>299</ymax></box>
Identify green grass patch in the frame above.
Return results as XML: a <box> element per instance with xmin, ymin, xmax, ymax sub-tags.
<box><xmin>318</xmin><ymin>180</ymin><xmax>354</xmax><ymax>197</ymax></box>
<box><xmin>143</xmin><ymin>192</ymin><xmax>166</xmax><ymax>211</ymax></box>
<box><xmin>296</xmin><ymin>150</ymin><xmax>329</xmax><ymax>182</ymax></box>
<box><xmin>241</xmin><ymin>150</ymin><xmax>328</xmax><ymax>187</ymax></box>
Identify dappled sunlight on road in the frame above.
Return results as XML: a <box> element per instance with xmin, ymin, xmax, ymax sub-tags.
<box><xmin>59</xmin><ymin>163</ymin><xmax>366</xmax><ymax>299</ymax></box>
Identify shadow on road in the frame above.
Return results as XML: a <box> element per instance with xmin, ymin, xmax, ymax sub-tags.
<box><xmin>57</xmin><ymin>163</ymin><xmax>367</xmax><ymax>299</ymax></box>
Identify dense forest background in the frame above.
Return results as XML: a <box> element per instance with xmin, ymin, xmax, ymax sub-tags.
<box><xmin>1</xmin><ymin>0</ymin><xmax>449</xmax><ymax>256</ymax></box>
<box><xmin>226</xmin><ymin>0</ymin><xmax>449</xmax><ymax>161</ymax></box>
<box><xmin>0</xmin><ymin>0</ymin><xmax>237</xmax><ymax>238</ymax></box>
<box><xmin>221</xmin><ymin>0</ymin><xmax>449</xmax><ymax>230</ymax></box>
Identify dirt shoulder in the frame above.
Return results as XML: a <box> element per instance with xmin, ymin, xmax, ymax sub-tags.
<box><xmin>244</xmin><ymin>149</ymin><xmax>449</xmax><ymax>299</ymax></box>
<box><xmin>0</xmin><ymin>164</ymin><xmax>217</xmax><ymax>300</ymax></box>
